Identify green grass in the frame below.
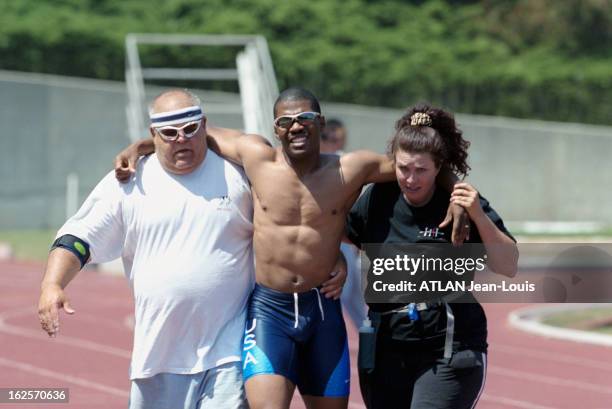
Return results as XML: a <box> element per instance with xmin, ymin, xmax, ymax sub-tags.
<box><xmin>0</xmin><ymin>229</ymin><xmax>56</xmax><ymax>262</ymax></box>
<box><xmin>542</xmin><ymin>307</ymin><xmax>612</xmax><ymax>335</ymax></box>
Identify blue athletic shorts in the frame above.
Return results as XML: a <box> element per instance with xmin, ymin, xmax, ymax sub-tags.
<box><xmin>242</xmin><ymin>283</ymin><xmax>350</xmax><ymax>397</ymax></box>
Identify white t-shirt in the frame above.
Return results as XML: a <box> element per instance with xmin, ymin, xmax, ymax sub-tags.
<box><xmin>57</xmin><ymin>151</ymin><xmax>254</xmax><ymax>379</ymax></box>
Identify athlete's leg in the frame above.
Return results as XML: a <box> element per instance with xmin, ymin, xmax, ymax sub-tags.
<box><xmin>242</xmin><ymin>285</ymin><xmax>303</xmax><ymax>409</ymax></box>
<box><xmin>298</xmin><ymin>297</ymin><xmax>350</xmax><ymax>409</ymax></box>
<box><xmin>242</xmin><ymin>317</ymin><xmax>299</xmax><ymax>409</ymax></box>
<box><xmin>409</xmin><ymin>351</ymin><xmax>487</xmax><ymax>409</ymax></box>
<box><xmin>245</xmin><ymin>374</ymin><xmax>295</xmax><ymax>409</ymax></box>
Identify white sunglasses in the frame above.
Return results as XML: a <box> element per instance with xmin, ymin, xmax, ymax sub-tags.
<box><xmin>154</xmin><ymin>120</ymin><xmax>201</xmax><ymax>141</ymax></box>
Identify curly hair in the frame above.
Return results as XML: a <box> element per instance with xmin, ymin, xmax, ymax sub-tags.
<box><xmin>387</xmin><ymin>103</ymin><xmax>471</xmax><ymax>177</ymax></box>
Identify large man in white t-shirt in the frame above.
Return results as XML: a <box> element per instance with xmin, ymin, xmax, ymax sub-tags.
<box><xmin>37</xmin><ymin>90</ymin><xmax>255</xmax><ymax>409</ymax></box>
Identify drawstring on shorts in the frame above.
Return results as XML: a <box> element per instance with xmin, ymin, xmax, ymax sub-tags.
<box><xmin>293</xmin><ymin>293</ymin><xmax>299</xmax><ymax>328</ymax></box>
<box><xmin>292</xmin><ymin>288</ymin><xmax>326</xmax><ymax>328</ymax></box>
<box><xmin>314</xmin><ymin>288</ymin><xmax>325</xmax><ymax>321</ymax></box>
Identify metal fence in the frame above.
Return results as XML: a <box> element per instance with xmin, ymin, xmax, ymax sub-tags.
<box><xmin>125</xmin><ymin>34</ymin><xmax>278</xmax><ymax>142</ymax></box>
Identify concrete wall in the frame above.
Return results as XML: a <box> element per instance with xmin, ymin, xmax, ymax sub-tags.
<box><xmin>1</xmin><ymin>70</ymin><xmax>611</xmax><ymax>229</ymax></box>
<box><xmin>323</xmin><ymin>104</ymin><xmax>612</xmax><ymax>225</ymax></box>
<box><xmin>0</xmin><ymin>73</ymin><xmax>129</xmax><ymax>229</ymax></box>
<box><xmin>0</xmin><ymin>71</ymin><xmax>244</xmax><ymax>229</ymax></box>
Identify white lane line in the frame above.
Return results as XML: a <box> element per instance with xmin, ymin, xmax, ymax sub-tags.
<box><xmin>0</xmin><ymin>307</ymin><xmax>131</xmax><ymax>359</ymax></box>
<box><xmin>3</xmin><ymin>306</ymin><xmax>130</xmax><ymax>332</ymax></box>
<box><xmin>0</xmin><ymin>323</ymin><xmax>131</xmax><ymax>358</ymax></box>
<box><xmin>481</xmin><ymin>394</ymin><xmax>557</xmax><ymax>409</ymax></box>
<box><xmin>489</xmin><ymin>365</ymin><xmax>612</xmax><ymax>395</ymax></box>
<box><xmin>0</xmin><ymin>357</ymin><xmax>129</xmax><ymax>398</ymax></box>
<box><xmin>508</xmin><ymin>305</ymin><xmax>612</xmax><ymax>348</ymax></box>
<box><xmin>493</xmin><ymin>343</ymin><xmax>612</xmax><ymax>372</ymax></box>
<box><xmin>123</xmin><ymin>314</ymin><xmax>134</xmax><ymax>330</ymax></box>
<box><xmin>0</xmin><ymin>306</ymin><xmax>35</xmax><ymax>320</ymax></box>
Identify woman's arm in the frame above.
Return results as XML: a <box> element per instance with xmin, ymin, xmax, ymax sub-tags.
<box><xmin>451</xmin><ymin>182</ymin><xmax>518</xmax><ymax>277</ymax></box>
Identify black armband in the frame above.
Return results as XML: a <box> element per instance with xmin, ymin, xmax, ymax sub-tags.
<box><xmin>50</xmin><ymin>234</ymin><xmax>91</xmax><ymax>268</ymax></box>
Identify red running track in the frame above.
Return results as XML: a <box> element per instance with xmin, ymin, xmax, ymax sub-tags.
<box><xmin>1</xmin><ymin>261</ymin><xmax>611</xmax><ymax>409</ymax></box>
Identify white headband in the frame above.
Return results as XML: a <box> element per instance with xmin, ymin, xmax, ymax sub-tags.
<box><xmin>150</xmin><ymin>106</ymin><xmax>204</xmax><ymax>127</ymax></box>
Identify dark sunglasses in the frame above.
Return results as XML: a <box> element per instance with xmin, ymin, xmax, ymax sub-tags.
<box><xmin>273</xmin><ymin>111</ymin><xmax>320</xmax><ymax>129</ymax></box>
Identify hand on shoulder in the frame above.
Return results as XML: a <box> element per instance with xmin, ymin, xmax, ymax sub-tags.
<box><xmin>450</xmin><ymin>182</ymin><xmax>485</xmax><ymax>221</ymax></box>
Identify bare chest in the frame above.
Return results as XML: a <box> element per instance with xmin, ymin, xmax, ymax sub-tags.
<box><xmin>252</xmin><ymin>168</ymin><xmax>348</xmax><ymax>226</ymax></box>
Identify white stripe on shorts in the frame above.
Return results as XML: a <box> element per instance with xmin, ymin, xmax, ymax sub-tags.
<box><xmin>470</xmin><ymin>352</ymin><xmax>487</xmax><ymax>409</ymax></box>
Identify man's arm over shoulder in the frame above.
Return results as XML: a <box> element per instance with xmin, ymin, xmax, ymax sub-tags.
<box><xmin>206</xmin><ymin>126</ymin><xmax>274</xmax><ymax>166</ymax></box>
<box><xmin>340</xmin><ymin>150</ymin><xmax>395</xmax><ymax>186</ymax></box>
<box><xmin>115</xmin><ymin>138</ymin><xmax>154</xmax><ymax>182</ymax></box>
